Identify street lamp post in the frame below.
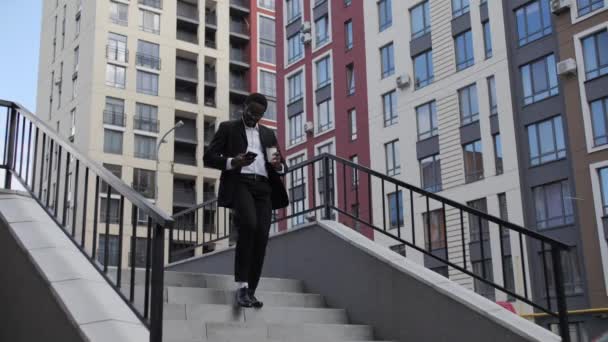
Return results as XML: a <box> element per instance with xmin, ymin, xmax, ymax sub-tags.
<box><xmin>155</xmin><ymin>121</ymin><xmax>184</xmax><ymax>203</ymax></box>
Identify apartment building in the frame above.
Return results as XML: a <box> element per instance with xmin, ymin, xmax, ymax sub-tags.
<box><xmin>35</xmin><ymin>0</ymin><xmax>269</xmax><ymax>264</ymax></box>
<box><xmin>550</xmin><ymin>0</ymin><xmax>608</xmax><ymax>338</ymax></box>
<box><xmin>274</xmin><ymin>0</ymin><xmax>373</xmax><ymax>236</ymax></box>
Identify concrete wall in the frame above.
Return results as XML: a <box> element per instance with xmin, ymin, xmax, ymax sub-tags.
<box><xmin>168</xmin><ymin>221</ymin><xmax>558</xmax><ymax>342</ymax></box>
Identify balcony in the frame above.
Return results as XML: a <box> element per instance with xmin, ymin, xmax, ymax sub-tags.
<box><xmin>136</xmin><ymin>53</ymin><xmax>161</xmax><ymax>70</ymax></box>
<box><xmin>175</xmin><ymin>120</ymin><xmax>197</xmax><ymax>143</ymax></box>
<box><xmin>205</xmin><ymin>12</ymin><xmax>217</xmax><ymax>27</ymax></box>
<box><xmin>106</xmin><ymin>45</ymin><xmax>128</xmax><ymax>63</ymax></box>
<box><xmin>229</xmin><ymin>18</ymin><xmax>249</xmax><ymax>38</ymax></box>
<box><xmin>132</xmin><ymin>183</ymin><xmax>155</xmax><ymax>199</ymax></box>
<box><xmin>133</xmin><ymin>117</ymin><xmax>160</xmax><ymax>133</ymax></box>
<box><xmin>229</xmin><ymin>73</ymin><xmax>249</xmax><ymax>95</ymax></box>
<box><xmin>103</xmin><ymin>110</ymin><xmax>126</xmax><ymax>127</ymax></box>
<box><xmin>139</xmin><ymin>0</ymin><xmax>162</xmax><ymax>9</ymax></box>
<box><xmin>177</xmin><ymin>24</ymin><xmax>198</xmax><ymax>44</ymax></box>
<box><xmin>229</xmin><ymin>47</ymin><xmax>249</xmax><ymax>66</ymax></box>
<box><xmin>174</xmin><ymin>188</ymin><xmax>197</xmax><ymax>206</ymax></box>
<box><xmin>174</xmin><ymin>147</ymin><xmax>197</xmax><ymax>166</ymax></box>
<box><xmin>205</xmin><ymin>30</ymin><xmax>217</xmax><ymax>49</ymax></box>
<box><xmin>176</xmin><ymin>80</ymin><xmax>198</xmax><ymax>104</ymax></box>
<box><xmin>229</xmin><ymin>0</ymin><xmax>250</xmax><ymax>12</ymax></box>
<box><xmin>177</xmin><ymin>1</ymin><xmax>199</xmax><ymax>22</ymax></box>
<box><xmin>176</xmin><ymin>59</ymin><xmax>198</xmax><ymax>82</ymax></box>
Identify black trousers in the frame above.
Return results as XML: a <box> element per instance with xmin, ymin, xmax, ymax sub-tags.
<box><xmin>232</xmin><ymin>176</ymin><xmax>272</xmax><ymax>292</ymax></box>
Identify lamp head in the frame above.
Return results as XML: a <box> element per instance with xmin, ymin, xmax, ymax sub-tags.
<box><xmin>176</xmin><ymin>120</ymin><xmax>185</xmax><ymax>128</ymax></box>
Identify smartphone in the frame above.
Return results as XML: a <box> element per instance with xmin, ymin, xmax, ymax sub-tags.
<box><xmin>244</xmin><ymin>151</ymin><xmax>258</xmax><ymax>159</ymax></box>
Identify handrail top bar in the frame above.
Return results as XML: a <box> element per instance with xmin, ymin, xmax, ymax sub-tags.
<box><xmin>2</xmin><ymin>100</ymin><xmax>174</xmax><ymax>227</ymax></box>
<box><xmin>317</xmin><ymin>153</ymin><xmax>570</xmax><ymax>250</ymax></box>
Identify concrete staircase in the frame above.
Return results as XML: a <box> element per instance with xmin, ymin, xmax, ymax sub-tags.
<box><xmin>124</xmin><ymin>270</ymin><xmax>389</xmax><ymax>342</ymax></box>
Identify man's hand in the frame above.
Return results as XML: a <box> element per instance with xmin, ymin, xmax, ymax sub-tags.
<box><xmin>270</xmin><ymin>152</ymin><xmax>283</xmax><ymax>171</ymax></box>
<box><xmin>231</xmin><ymin>153</ymin><xmax>256</xmax><ymax>168</ymax></box>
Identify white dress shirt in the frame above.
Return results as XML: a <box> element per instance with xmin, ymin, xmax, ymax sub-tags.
<box><xmin>226</xmin><ymin>123</ymin><xmax>269</xmax><ymax>177</ymax></box>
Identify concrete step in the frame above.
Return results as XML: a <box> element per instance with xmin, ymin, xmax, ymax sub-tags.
<box><xmin>110</xmin><ymin>269</ymin><xmax>304</xmax><ymax>293</ymax></box>
<box><xmin>205</xmin><ymin>322</ymin><xmax>375</xmax><ymax>341</ymax></box>
<box><xmin>164</xmin><ymin>303</ymin><xmax>348</xmax><ymax>325</ymax></box>
<box><xmin>166</xmin><ymin>287</ymin><xmax>325</xmax><ymax>308</ymax></box>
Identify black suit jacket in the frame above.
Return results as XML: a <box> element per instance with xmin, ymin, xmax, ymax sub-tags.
<box><xmin>203</xmin><ymin>119</ymin><xmax>289</xmax><ymax>210</ymax></box>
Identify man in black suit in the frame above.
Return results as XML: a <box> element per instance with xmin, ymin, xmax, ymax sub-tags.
<box><xmin>203</xmin><ymin>93</ymin><xmax>289</xmax><ymax>308</ymax></box>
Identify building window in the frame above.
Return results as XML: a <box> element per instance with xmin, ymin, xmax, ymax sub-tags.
<box><xmin>289</xmin><ymin>113</ymin><xmax>304</xmax><ymax>145</ymax></box>
<box><xmin>420</xmin><ymin>154</ymin><xmax>442</xmax><ymax>192</ymax></box>
<box><xmin>346</xmin><ymin>63</ymin><xmax>355</xmax><ymax>95</ymax></box>
<box><xmin>455</xmin><ymin>30</ymin><xmax>474</xmax><ymax>71</ymax></box>
<box><xmin>459</xmin><ymin>83</ymin><xmax>479</xmax><ymax>125</ymax></box>
<box><xmin>315</xmin><ymin>15</ymin><xmax>329</xmax><ymax>46</ymax></box>
<box><xmin>72</xmin><ymin>75</ymin><xmax>78</xmax><ymax>100</ymax></box>
<box><xmin>516</xmin><ymin>0</ymin><xmax>552</xmax><ymax>46</ymax></box>
<box><xmin>137</xmin><ymin>40</ymin><xmax>161</xmax><ymax>70</ymax></box>
<box><xmin>104</xmin><ymin>129</ymin><xmax>123</xmax><ymax>154</ymax></box>
<box><xmin>383</xmin><ymin>90</ymin><xmax>398</xmax><ymax>126</ymax></box>
<box><xmin>105</xmin><ymin>64</ymin><xmax>126</xmax><ymax>88</ymax></box>
<box><xmin>468</xmin><ymin>198</ymin><xmax>489</xmax><ymax>242</ymax></box>
<box><xmin>378</xmin><ymin>0</ymin><xmax>392</xmax><ymax>32</ymax></box>
<box><xmin>258</xmin><ymin>0</ymin><xmax>275</xmax><ymax>10</ymax></box>
<box><xmin>473</xmin><ymin>260</ymin><xmax>495</xmax><ymax>300</ymax></box>
<box><xmin>317</xmin><ymin>100</ymin><xmax>333</xmax><ymax>132</ymax></box>
<box><xmin>70</xmin><ymin>108</ymin><xmax>76</xmax><ymax>137</ymax></box>
<box><xmin>345</xmin><ymin>20</ymin><xmax>353</xmax><ymax>50</ymax></box>
<box><xmin>577</xmin><ymin>0</ymin><xmax>605</xmax><ymax>16</ymax></box>
<box><xmin>483</xmin><ymin>21</ymin><xmax>493</xmax><ymax>59</ymax></box>
<box><xmin>104</xmin><ymin>97</ymin><xmax>125</xmax><ymax>126</ymax></box>
<box><xmin>413</xmin><ymin>50</ymin><xmax>434</xmax><ymax>89</ymax></box>
<box><xmin>550</xmin><ymin>323</ymin><xmax>583</xmax><ymax>342</ymax></box>
<box><xmin>135</xmin><ymin>103</ymin><xmax>159</xmax><ymax>132</ymax></box>
<box><xmin>423</xmin><ymin>208</ymin><xmax>446</xmax><ymax>250</ymax></box>
<box><xmin>527</xmin><ymin>115</ymin><xmax>566</xmax><ymax>166</ymax></box>
<box><xmin>134</xmin><ymin>135</ymin><xmax>156</xmax><ymax>160</ymax></box>
<box><xmin>316</xmin><ymin>56</ymin><xmax>331</xmax><ymax>89</ymax></box>
<box><xmin>137</xmin><ymin>70</ymin><xmax>159</xmax><ymax>96</ymax></box>
<box><xmin>533</xmin><ymin>180</ymin><xmax>574</xmax><ymax>229</ymax></box>
<box><xmin>109</xmin><ymin>1</ymin><xmax>128</xmax><ymax>26</ymax></box>
<box><xmin>101</xmin><ymin>164</ymin><xmax>122</xmax><ymax>193</ymax></box>
<box><xmin>493</xmin><ymin>134</ymin><xmax>503</xmax><ymax>175</ymax></box>
<box><xmin>416</xmin><ymin>100</ymin><xmax>437</xmax><ymax>141</ymax></box>
<box><xmin>133</xmin><ymin>168</ymin><xmax>155</xmax><ymax>198</ymax></box>
<box><xmin>286</xmin><ymin>0</ymin><xmax>301</xmax><ymax>22</ymax></box>
<box><xmin>411</xmin><ymin>1</ymin><xmax>431</xmax><ymax>39</ymax></box>
<box><xmin>521</xmin><ymin>54</ymin><xmax>559</xmax><ymax>105</ymax></box>
<box><xmin>74</xmin><ymin>46</ymin><xmax>80</xmax><ymax>72</ymax></box>
<box><xmin>488</xmin><ymin>76</ymin><xmax>497</xmax><ymax>115</ymax></box>
<box><xmin>582</xmin><ymin>30</ymin><xmax>608</xmax><ymax>80</ymax></box>
<box><xmin>259</xmin><ymin>16</ymin><xmax>276</xmax><ymax>64</ymax></box>
<box><xmin>599</xmin><ymin>168</ymin><xmax>608</xmax><ymax>215</ymax></box>
<box><xmin>260</xmin><ymin>70</ymin><xmax>277</xmax><ymax>121</ymax></box>
<box><xmin>350</xmin><ymin>155</ymin><xmax>359</xmax><ymax>188</ymax></box>
<box><xmin>107</xmin><ymin>33</ymin><xmax>128</xmax><ymax>63</ymax></box>
<box><xmin>75</xmin><ymin>12</ymin><xmax>81</xmax><ymax>37</ymax></box>
<box><xmin>380</xmin><ymin>43</ymin><xmax>395</xmax><ymax>78</ymax></box>
<box><xmin>542</xmin><ymin>248</ymin><xmax>584</xmax><ymax>296</ymax></box>
<box><xmin>464</xmin><ymin>140</ymin><xmax>483</xmax><ymax>183</ymax></box>
<box><xmin>498</xmin><ymin>192</ymin><xmax>509</xmax><ymax>221</ymax></box>
<box><xmin>289</xmin><ymin>155</ymin><xmax>306</xmax><ymax>226</ymax></box>
<box><xmin>288</xmin><ymin>71</ymin><xmax>303</xmax><ymax>103</ymax></box>
<box><xmin>140</xmin><ymin>10</ymin><xmax>160</xmax><ymax>34</ymax></box>
<box><xmin>591</xmin><ymin>97</ymin><xmax>608</xmax><ymax>147</ymax></box>
<box><xmin>385</xmin><ymin>139</ymin><xmax>400</xmax><ymax>176</ymax></box>
<box><xmin>388</xmin><ymin>190</ymin><xmax>404</xmax><ymax>228</ymax></box>
<box><xmin>287</xmin><ymin>33</ymin><xmax>304</xmax><ymax>64</ymax></box>
<box><xmin>452</xmin><ymin>0</ymin><xmax>470</xmax><ymax>18</ymax></box>
<box><xmin>349</xmin><ymin>108</ymin><xmax>357</xmax><ymax>140</ymax></box>
<box><xmin>97</xmin><ymin>234</ymin><xmax>120</xmax><ymax>266</ymax></box>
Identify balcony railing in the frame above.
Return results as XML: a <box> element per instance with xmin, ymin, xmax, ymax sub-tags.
<box><xmin>176</xmin><ymin>90</ymin><xmax>198</xmax><ymax>104</ymax></box>
<box><xmin>106</xmin><ymin>45</ymin><xmax>128</xmax><ymax>63</ymax></box>
<box><xmin>136</xmin><ymin>53</ymin><xmax>161</xmax><ymax>70</ymax></box>
<box><xmin>230</xmin><ymin>20</ymin><xmax>249</xmax><ymax>36</ymax></box>
<box><xmin>174</xmin><ymin>188</ymin><xmax>197</xmax><ymax>205</ymax></box>
<box><xmin>174</xmin><ymin>154</ymin><xmax>197</xmax><ymax>166</ymax></box>
<box><xmin>176</xmin><ymin>62</ymin><xmax>199</xmax><ymax>81</ymax></box>
<box><xmin>134</xmin><ymin>117</ymin><xmax>160</xmax><ymax>133</ymax></box>
<box><xmin>103</xmin><ymin>110</ymin><xmax>126</xmax><ymax>127</ymax></box>
<box><xmin>177</xmin><ymin>29</ymin><xmax>198</xmax><ymax>44</ymax></box>
<box><xmin>139</xmin><ymin>0</ymin><xmax>162</xmax><ymax>9</ymax></box>
<box><xmin>177</xmin><ymin>2</ymin><xmax>198</xmax><ymax>21</ymax></box>
<box><xmin>204</xmin><ymin>70</ymin><xmax>217</xmax><ymax>84</ymax></box>
<box><xmin>132</xmin><ymin>183</ymin><xmax>156</xmax><ymax>198</ymax></box>
<box><xmin>230</xmin><ymin>49</ymin><xmax>249</xmax><ymax>63</ymax></box>
<box><xmin>230</xmin><ymin>75</ymin><xmax>248</xmax><ymax>91</ymax></box>
<box><xmin>205</xmin><ymin>13</ymin><xmax>217</xmax><ymax>26</ymax></box>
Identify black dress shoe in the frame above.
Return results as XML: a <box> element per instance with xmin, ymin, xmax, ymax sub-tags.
<box><xmin>248</xmin><ymin>289</ymin><xmax>263</xmax><ymax>309</ymax></box>
<box><xmin>235</xmin><ymin>288</ymin><xmax>253</xmax><ymax>308</ymax></box>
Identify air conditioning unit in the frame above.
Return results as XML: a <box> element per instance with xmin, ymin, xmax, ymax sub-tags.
<box><xmin>301</xmin><ymin>32</ymin><xmax>312</xmax><ymax>44</ymax></box>
<box><xmin>550</xmin><ymin>0</ymin><xmax>571</xmax><ymax>14</ymax></box>
<box><xmin>557</xmin><ymin>58</ymin><xmax>577</xmax><ymax>76</ymax></box>
<box><xmin>304</xmin><ymin>121</ymin><xmax>314</xmax><ymax>133</ymax></box>
<box><xmin>396</xmin><ymin>73</ymin><xmax>411</xmax><ymax>89</ymax></box>
<box><xmin>301</xmin><ymin>21</ymin><xmax>311</xmax><ymax>33</ymax></box>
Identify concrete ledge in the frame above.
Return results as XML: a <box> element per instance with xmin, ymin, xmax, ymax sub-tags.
<box><xmin>169</xmin><ymin>221</ymin><xmax>560</xmax><ymax>342</ymax></box>
<box><xmin>0</xmin><ymin>191</ymin><xmax>148</xmax><ymax>342</ymax></box>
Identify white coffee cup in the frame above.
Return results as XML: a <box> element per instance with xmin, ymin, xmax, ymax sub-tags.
<box><xmin>266</xmin><ymin>147</ymin><xmax>278</xmax><ymax>162</ymax></box>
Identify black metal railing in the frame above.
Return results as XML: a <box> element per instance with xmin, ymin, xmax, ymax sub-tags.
<box><xmin>133</xmin><ymin>117</ymin><xmax>160</xmax><ymax>133</ymax></box>
<box><xmin>170</xmin><ymin>153</ymin><xmax>572</xmax><ymax>341</ymax></box>
<box><xmin>106</xmin><ymin>45</ymin><xmax>129</xmax><ymax>63</ymax></box>
<box><xmin>103</xmin><ymin>110</ymin><xmax>126</xmax><ymax>127</ymax></box>
<box><xmin>0</xmin><ymin>100</ymin><xmax>172</xmax><ymax>342</ymax></box>
<box><xmin>136</xmin><ymin>53</ymin><xmax>162</xmax><ymax>70</ymax></box>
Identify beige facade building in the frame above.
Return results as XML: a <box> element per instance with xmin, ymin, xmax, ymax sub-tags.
<box><xmin>35</xmin><ymin>0</ymin><xmax>266</xmax><ymax>265</ymax></box>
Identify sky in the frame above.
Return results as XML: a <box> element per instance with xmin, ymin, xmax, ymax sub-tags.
<box><xmin>0</xmin><ymin>0</ymin><xmax>42</xmax><ymax>112</ymax></box>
